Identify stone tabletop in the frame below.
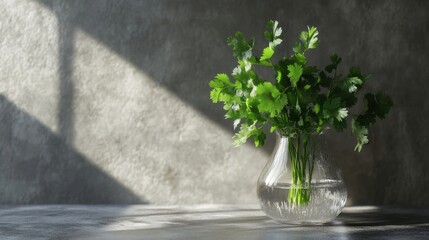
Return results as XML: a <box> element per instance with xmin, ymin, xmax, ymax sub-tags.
<box><xmin>1</xmin><ymin>205</ymin><xmax>428</xmax><ymax>239</ymax></box>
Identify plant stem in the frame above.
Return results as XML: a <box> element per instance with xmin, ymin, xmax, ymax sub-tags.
<box><xmin>287</xmin><ymin>133</ymin><xmax>315</xmax><ymax>205</ymax></box>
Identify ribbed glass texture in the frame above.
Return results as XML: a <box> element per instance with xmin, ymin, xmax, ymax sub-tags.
<box><xmin>257</xmin><ymin>133</ymin><xmax>347</xmax><ymax>224</ymax></box>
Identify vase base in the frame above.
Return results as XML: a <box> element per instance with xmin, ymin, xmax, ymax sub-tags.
<box><xmin>258</xmin><ymin>180</ymin><xmax>347</xmax><ymax>224</ymax></box>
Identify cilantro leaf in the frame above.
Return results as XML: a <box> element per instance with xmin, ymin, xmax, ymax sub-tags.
<box><xmin>264</xmin><ymin>20</ymin><xmax>283</xmax><ymax>48</ymax></box>
<box><xmin>314</xmin><ymin>103</ymin><xmax>320</xmax><ymax>114</ymax></box>
<box><xmin>260</xmin><ymin>47</ymin><xmax>274</xmax><ymax>61</ymax></box>
<box><xmin>306</xmin><ymin>26</ymin><xmax>319</xmax><ymax>49</ymax></box>
<box><xmin>210</xmin><ymin>88</ymin><xmax>222</xmax><ymax>103</ymax></box>
<box><xmin>209</xmin><ymin>74</ymin><xmax>233</xmax><ymax>103</ymax></box>
<box><xmin>287</xmin><ymin>63</ymin><xmax>303</xmax><ymax>87</ymax></box>
<box><xmin>322</xmin><ymin>97</ymin><xmax>345</xmax><ymax>121</ymax></box>
<box><xmin>363</xmin><ymin>92</ymin><xmax>393</xmax><ymax>120</ymax></box>
<box><xmin>374</xmin><ymin>93</ymin><xmax>393</xmax><ymax>119</ymax></box>
<box><xmin>256</xmin><ymin>82</ymin><xmax>281</xmax><ymax>98</ymax></box>
<box><xmin>255</xmin><ymin>82</ymin><xmax>288</xmax><ymax>117</ymax></box>
<box><xmin>293</xmin><ymin>42</ymin><xmax>304</xmax><ymax>54</ymax></box>
<box><xmin>294</xmin><ymin>26</ymin><xmax>319</xmax><ymax>54</ymax></box>
<box><xmin>276</xmin><ymin>70</ymin><xmax>282</xmax><ymax>83</ymax></box>
<box><xmin>209</xmin><ymin>73</ymin><xmax>230</xmax><ymax>88</ymax></box>
<box><xmin>325</xmin><ymin>53</ymin><xmax>342</xmax><ymax>73</ymax></box>
<box><xmin>227</xmin><ymin>32</ymin><xmax>254</xmax><ymax>60</ymax></box>
<box><xmin>253</xmin><ymin>128</ymin><xmax>266</xmax><ymax>147</ymax></box>
<box><xmin>341</xmin><ymin>77</ymin><xmax>363</xmax><ymax>93</ymax></box>
<box><xmin>264</xmin><ymin>21</ymin><xmax>276</xmax><ymax>42</ymax></box>
<box><xmin>352</xmin><ymin>119</ymin><xmax>369</xmax><ymax>152</ymax></box>
<box><xmin>232</xmin><ymin>123</ymin><xmax>256</xmax><ymax>147</ymax></box>
<box><xmin>336</xmin><ymin>108</ymin><xmax>348</xmax><ymax>121</ymax></box>
<box><xmin>291</xmin><ymin>53</ymin><xmax>307</xmax><ymax>66</ymax></box>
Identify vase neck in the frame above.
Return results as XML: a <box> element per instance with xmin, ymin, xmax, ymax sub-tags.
<box><xmin>272</xmin><ymin>134</ymin><xmax>290</xmax><ymax>166</ymax></box>
<box><xmin>264</xmin><ymin>135</ymin><xmax>289</xmax><ymax>186</ymax></box>
<box><xmin>276</xmin><ymin>134</ymin><xmax>289</xmax><ymax>146</ymax></box>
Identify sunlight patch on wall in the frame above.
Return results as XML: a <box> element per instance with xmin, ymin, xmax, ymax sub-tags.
<box><xmin>69</xmin><ymin>28</ymin><xmax>268</xmax><ymax>204</ymax></box>
<box><xmin>0</xmin><ymin>0</ymin><xmax>60</xmax><ymax>134</ymax></box>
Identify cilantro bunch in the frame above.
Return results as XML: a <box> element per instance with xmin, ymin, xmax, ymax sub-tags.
<box><xmin>210</xmin><ymin>21</ymin><xmax>392</xmax><ymax>151</ymax></box>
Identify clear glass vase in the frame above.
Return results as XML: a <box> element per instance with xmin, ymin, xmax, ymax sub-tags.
<box><xmin>257</xmin><ymin>132</ymin><xmax>347</xmax><ymax>224</ymax></box>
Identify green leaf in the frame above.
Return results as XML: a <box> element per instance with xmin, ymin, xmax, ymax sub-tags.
<box><xmin>264</xmin><ymin>20</ymin><xmax>283</xmax><ymax>48</ymax></box>
<box><xmin>253</xmin><ymin>129</ymin><xmax>266</xmax><ymax>147</ymax></box>
<box><xmin>297</xmin><ymin>26</ymin><xmax>319</xmax><ymax>52</ymax></box>
<box><xmin>264</xmin><ymin>21</ymin><xmax>275</xmax><ymax>42</ymax></box>
<box><xmin>323</xmin><ymin>97</ymin><xmax>341</xmax><ymax>111</ymax></box>
<box><xmin>291</xmin><ymin>53</ymin><xmax>307</xmax><ymax>65</ymax></box>
<box><xmin>364</xmin><ymin>92</ymin><xmax>393</xmax><ymax>120</ymax></box>
<box><xmin>255</xmin><ymin>82</ymin><xmax>288</xmax><ymax>117</ymax></box>
<box><xmin>318</xmin><ymin>71</ymin><xmax>331</xmax><ymax>87</ymax></box>
<box><xmin>209</xmin><ymin>74</ymin><xmax>233</xmax><ymax>104</ymax></box>
<box><xmin>209</xmin><ymin>73</ymin><xmax>230</xmax><ymax>87</ymax></box>
<box><xmin>270</xmin><ymin>126</ymin><xmax>278</xmax><ymax>133</ymax></box>
<box><xmin>232</xmin><ymin>123</ymin><xmax>256</xmax><ymax>147</ymax></box>
<box><xmin>325</xmin><ymin>53</ymin><xmax>342</xmax><ymax>73</ymax></box>
<box><xmin>270</xmin><ymin>39</ymin><xmax>283</xmax><ymax>48</ymax></box>
<box><xmin>323</xmin><ymin>97</ymin><xmax>346</xmax><ymax>121</ymax></box>
<box><xmin>331</xmin><ymin>53</ymin><xmax>341</xmax><ymax>64</ymax></box>
<box><xmin>306</xmin><ymin>26</ymin><xmax>319</xmax><ymax>49</ymax></box>
<box><xmin>256</xmin><ymin>100</ymin><xmax>279</xmax><ymax>116</ymax></box>
<box><xmin>276</xmin><ymin>70</ymin><xmax>282</xmax><ymax>83</ymax></box>
<box><xmin>260</xmin><ymin>47</ymin><xmax>274</xmax><ymax>61</ymax></box>
<box><xmin>341</xmin><ymin>77</ymin><xmax>363</xmax><ymax>93</ymax></box>
<box><xmin>352</xmin><ymin>119</ymin><xmax>369</xmax><ymax>152</ymax></box>
<box><xmin>256</xmin><ymin>82</ymin><xmax>281</xmax><ymax>98</ymax></box>
<box><xmin>210</xmin><ymin>88</ymin><xmax>222</xmax><ymax>103</ymax></box>
<box><xmin>314</xmin><ymin>103</ymin><xmax>320</xmax><ymax>114</ymax></box>
<box><xmin>274</xmin><ymin>95</ymin><xmax>288</xmax><ymax>113</ymax></box>
<box><xmin>227</xmin><ymin>32</ymin><xmax>254</xmax><ymax>60</ymax></box>
<box><xmin>356</xmin><ymin>112</ymin><xmax>376</xmax><ymax>127</ymax></box>
<box><xmin>273</xmin><ymin>21</ymin><xmax>282</xmax><ymax>37</ymax></box>
<box><xmin>348</xmin><ymin>67</ymin><xmax>369</xmax><ymax>82</ymax></box>
<box><xmin>287</xmin><ymin>63</ymin><xmax>303</xmax><ymax>87</ymax></box>
<box><xmin>336</xmin><ymin>108</ymin><xmax>348</xmax><ymax>121</ymax></box>
<box><xmin>293</xmin><ymin>42</ymin><xmax>304</xmax><ymax>54</ymax></box>
<box><xmin>374</xmin><ymin>93</ymin><xmax>393</xmax><ymax>119</ymax></box>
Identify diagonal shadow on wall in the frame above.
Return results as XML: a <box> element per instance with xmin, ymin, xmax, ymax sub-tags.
<box><xmin>36</xmin><ymin>0</ymin><xmax>284</xmax><ymax>153</ymax></box>
<box><xmin>0</xmin><ymin>95</ymin><xmax>144</xmax><ymax>204</ymax></box>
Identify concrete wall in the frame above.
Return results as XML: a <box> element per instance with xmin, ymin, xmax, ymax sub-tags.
<box><xmin>0</xmin><ymin>0</ymin><xmax>428</xmax><ymax>205</ymax></box>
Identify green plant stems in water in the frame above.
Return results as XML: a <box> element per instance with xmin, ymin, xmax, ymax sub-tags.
<box><xmin>287</xmin><ymin>133</ymin><xmax>316</xmax><ymax>205</ymax></box>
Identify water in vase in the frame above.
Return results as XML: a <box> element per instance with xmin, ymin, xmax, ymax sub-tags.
<box><xmin>258</xmin><ymin>180</ymin><xmax>347</xmax><ymax>224</ymax></box>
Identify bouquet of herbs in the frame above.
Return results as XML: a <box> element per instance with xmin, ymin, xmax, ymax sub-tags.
<box><xmin>209</xmin><ymin>21</ymin><xmax>392</xmax><ymax>205</ymax></box>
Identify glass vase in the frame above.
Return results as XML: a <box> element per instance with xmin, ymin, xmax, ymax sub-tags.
<box><xmin>257</xmin><ymin>132</ymin><xmax>347</xmax><ymax>224</ymax></box>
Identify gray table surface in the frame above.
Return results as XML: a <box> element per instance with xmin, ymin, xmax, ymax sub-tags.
<box><xmin>0</xmin><ymin>205</ymin><xmax>428</xmax><ymax>239</ymax></box>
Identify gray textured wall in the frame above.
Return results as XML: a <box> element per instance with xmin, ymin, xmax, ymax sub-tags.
<box><xmin>0</xmin><ymin>0</ymin><xmax>428</xmax><ymax>205</ymax></box>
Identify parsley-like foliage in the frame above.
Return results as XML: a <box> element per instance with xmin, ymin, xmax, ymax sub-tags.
<box><xmin>210</xmin><ymin>21</ymin><xmax>393</xmax><ymax>151</ymax></box>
